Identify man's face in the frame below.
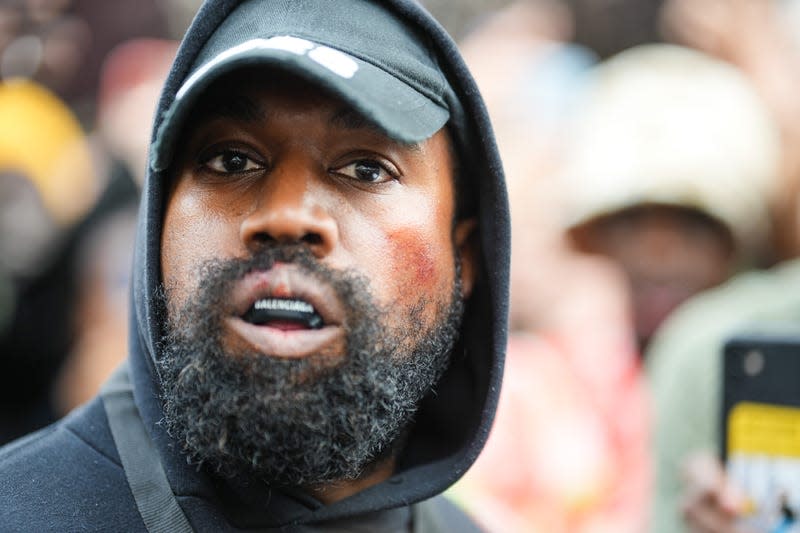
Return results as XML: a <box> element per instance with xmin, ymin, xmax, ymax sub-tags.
<box><xmin>572</xmin><ymin>205</ymin><xmax>733</xmax><ymax>347</ymax></box>
<box><xmin>158</xmin><ymin>71</ymin><xmax>475</xmax><ymax>486</ymax></box>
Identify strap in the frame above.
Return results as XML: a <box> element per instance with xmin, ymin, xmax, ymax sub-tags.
<box><xmin>101</xmin><ymin>363</ymin><xmax>194</xmax><ymax>533</ymax></box>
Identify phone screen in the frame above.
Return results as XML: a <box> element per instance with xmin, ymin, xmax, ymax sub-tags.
<box><xmin>723</xmin><ymin>335</ymin><xmax>800</xmax><ymax>532</ymax></box>
<box><xmin>727</xmin><ymin>401</ymin><xmax>800</xmax><ymax>531</ymax></box>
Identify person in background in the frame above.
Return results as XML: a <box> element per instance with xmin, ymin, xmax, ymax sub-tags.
<box><xmin>93</xmin><ymin>38</ymin><xmax>179</xmax><ymax>187</ymax></box>
<box><xmin>0</xmin><ymin>78</ymin><xmax>96</xmax><ymax>443</ymax></box>
<box><xmin>0</xmin><ymin>35</ymin><xmax>176</xmax><ymax>440</ymax></box>
<box><xmin>49</xmin><ymin>173</ymin><xmax>139</xmax><ymax>416</ymax></box>
<box><xmin>0</xmin><ymin>0</ymin><xmax>171</xmax><ymax>123</ymax></box>
<box><xmin>46</xmin><ymin>38</ymin><xmax>179</xmax><ymax>415</ymax></box>
<box><xmin>645</xmin><ymin>1</ymin><xmax>800</xmax><ymax>531</ymax></box>
<box><xmin>450</xmin><ymin>4</ymin><xmax>650</xmax><ymax>532</ymax></box>
<box><xmin>560</xmin><ymin>43</ymin><xmax>781</xmax><ymax>351</ymax></box>
<box><xmin>457</xmin><ymin>0</ymin><xmax>598</xmax><ymax>335</ymax></box>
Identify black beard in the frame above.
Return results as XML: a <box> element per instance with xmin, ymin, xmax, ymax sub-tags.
<box><xmin>157</xmin><ymin>246</ymin><xmax>464</xmax><ymax>487</ymax></box>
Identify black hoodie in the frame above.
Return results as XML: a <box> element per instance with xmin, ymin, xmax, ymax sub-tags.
<box><xmin>0</xmin><ymin>1</ymin><xmax>509</xmax><ymax>530</ymax></box>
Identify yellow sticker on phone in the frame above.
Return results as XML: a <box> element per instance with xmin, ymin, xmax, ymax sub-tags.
<box><xmin>728</xmin><ymin>402</ymin><xmax>800</xmax><ymax>457</ymax></box>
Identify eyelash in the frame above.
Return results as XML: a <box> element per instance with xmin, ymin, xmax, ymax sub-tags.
<box><xmin>329</xmin><ymin>158</ymin><xmax>399</xmax><ymax>184</ymax></box>
<box><xmin>196</xmin><ymin>146</ymin><xmax>400</xmax><ymax>186</ymax></box>
<box><xmin>199</xmin><ymin>147</ymin><xmax>264</xmax><ymax>175</ymax></box>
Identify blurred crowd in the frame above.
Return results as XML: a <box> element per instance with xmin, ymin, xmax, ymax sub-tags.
<box><xmin>0</xmin><ymin>0</ymin><xmax>183</xmax><ymax>440</ymax></box>
<box><xmin>4</xmin><ymin>0</ymin><xmax>800</xmax><ymax>532</ymax></box>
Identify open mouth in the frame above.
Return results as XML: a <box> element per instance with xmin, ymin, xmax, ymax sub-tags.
<box><xmin>242</xmin><ymin>297</ymin><xmax>324</xmax><ymax>330</ymax></box>
<box><xmin>224</xmin><ymin>265</ymin><xmax>346</xmax><ymax>358</ymax></box>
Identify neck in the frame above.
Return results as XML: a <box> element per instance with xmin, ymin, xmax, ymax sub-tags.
<box><xmin>303</xmin><ymin>457</ymin><xmax>396</xmax><ymax>505</ymax></box>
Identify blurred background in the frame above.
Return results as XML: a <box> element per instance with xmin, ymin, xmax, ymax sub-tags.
<box><xmin>4</xmin><ymin>0</ymin><xmax>800</xmax><ymax>531</ymax></box>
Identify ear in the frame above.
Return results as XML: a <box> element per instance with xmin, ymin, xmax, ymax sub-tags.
<box><xmin>454</xmin><ymin>218</ymin><xmax>478</xmax><ymax>298</ymax></box>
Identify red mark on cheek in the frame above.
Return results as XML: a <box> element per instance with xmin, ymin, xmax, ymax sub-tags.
<box><xmin>388</xmin><ymin>230</ymin><xmax>438</xmax><ymax>288</ymax></box>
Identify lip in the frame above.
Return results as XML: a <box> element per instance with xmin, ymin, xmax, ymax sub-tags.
<box><xmin>224</xmin><ymin>264</ymin><xmax>347</xmax><ymax>358</ymax></box>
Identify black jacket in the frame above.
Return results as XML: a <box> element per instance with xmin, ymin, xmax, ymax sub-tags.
<box><xmin>0</xmin><ymin>1</ymin><xmax>509</xmax><ymax>530</ymax></box>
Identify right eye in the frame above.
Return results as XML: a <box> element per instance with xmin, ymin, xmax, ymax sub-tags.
<box><xmin>203</xmin><ymin>150</ymin><xmax>262</xmax><ymax>173</ymax></box>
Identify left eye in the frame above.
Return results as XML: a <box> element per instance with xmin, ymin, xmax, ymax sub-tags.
<box><xmin>332</xmin><ymin>159</ymin><xmax>396</xmax><ymax>183</ymax></box>
<box><xmin>204</xmin><ymin>150</ymin><xmax>262</xmax><ymax>173</ymax></box>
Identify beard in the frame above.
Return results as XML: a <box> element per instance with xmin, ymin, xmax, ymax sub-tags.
<box><xmin>157</xmin><ymin>245</ymin><xmax>464</xmax><ymax>487</ymax></box>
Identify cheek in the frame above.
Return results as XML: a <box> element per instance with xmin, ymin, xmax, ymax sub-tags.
<box><xmin>160</xmin><ymin>187</ymin><xmax>239</xmax><ymax>296</ymax></box>
<box><xmin>365</xmin><ymin>192</ymin><xmax>456</xmax><ymax>309</ymax></box>
<box><xmin>687</xmin><ymin>244</ymin><xmax>733</xmax><ymax>288</ymax></box>
<box><xmin>384</xmin><ymin>227</ymin><xmax>453</xmax><ymax>299</ymax></box>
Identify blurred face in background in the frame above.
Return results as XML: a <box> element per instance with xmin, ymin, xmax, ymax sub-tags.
<box><xmin>571</xmin><ymin>204</ymin><xmax>734</xmax><ymax>348</ymax></box>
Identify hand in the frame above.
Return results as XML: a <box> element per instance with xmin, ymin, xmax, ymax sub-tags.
<box><xmin>680</xmin><ymin>452</ymin><xmax>754</xmax><ymax>533</ymax></box>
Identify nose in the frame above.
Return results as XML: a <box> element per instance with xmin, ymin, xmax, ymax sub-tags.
<box><xmin>240</xmin><ymin>162</ymin><xmax>338</xmax><ymax>258</ymax></box>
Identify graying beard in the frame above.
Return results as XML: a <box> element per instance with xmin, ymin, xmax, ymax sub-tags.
<box><xmin>156</xmin><ymin>247</ymin><xmax>463</xmax><ymax>486</ymax></box>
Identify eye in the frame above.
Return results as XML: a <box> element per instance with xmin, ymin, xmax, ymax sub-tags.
<box><xmin>203</xmin><ymin>149</ymin><xmax>262</xmax><ymax>173</ymax></box>
<box><xmin>331</xmin><ymin>159</ymin><xmax>398</xmax><ymax>183</ymax></box>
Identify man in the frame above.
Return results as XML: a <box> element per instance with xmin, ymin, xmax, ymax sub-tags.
<box><xmin>0</xmin><ymin>0</ymin><xmax>510</xmax><ymax>531</ymax></box>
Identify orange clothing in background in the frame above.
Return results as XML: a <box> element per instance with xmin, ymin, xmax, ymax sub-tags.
<box><xmin>452</xmin><ymin>333</ymin><xmax>651</xmax><ymax>533</ymax></box>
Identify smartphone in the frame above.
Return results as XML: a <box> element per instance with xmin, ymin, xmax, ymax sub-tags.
<box><xmin>722</xmin><ymin>332</ymin><xmax>800</xmax><ymax>533</ymax></box>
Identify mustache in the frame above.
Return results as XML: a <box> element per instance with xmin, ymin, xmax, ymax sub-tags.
<box><xmin>163</xmin><ymin>244</ymin><xmax>357</xmax><ymax>314</ymax></box>
<box><xmin>160</xmin><ymin>244</ymin><xmax>377</xmax><ymax>345</ymax></box>
<box><xmin>203</xmin><ymin>245</ymin><xmax>335</xmax><ymax>287</ymax></box>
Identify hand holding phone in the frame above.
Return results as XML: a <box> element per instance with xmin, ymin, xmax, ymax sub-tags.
<box><xmin>681</xmin><ymin>451</ymin><xmax>752</xmax><ymax>533</ymax></box>
<box><xmin>722</xmin><ymin>334</ymin><xmax>800</xmax><ymax>532</ymax></box>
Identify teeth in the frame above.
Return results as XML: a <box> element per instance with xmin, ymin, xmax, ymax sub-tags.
<box><xmin>254</xmin><ymin>298</ymin><xmax>314</xmax><ymax>314</ymax></box>
<box><xmin>243</xmin><ymin>298</ymin><xmax>324</xmax><ymax>329</ymax></box>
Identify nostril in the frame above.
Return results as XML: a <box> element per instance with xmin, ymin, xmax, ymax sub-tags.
<box><xmin>302</xmin><ymin>233</ymin><xmax>323</xmax><ymax>246</ymax></box>
<box><xmin>253</xmin><ymin>232</ymin><xmax>276</xmax><ymax>244</ymax></box>
<box><xmin>241</xmin><ymin>210</ymin><xmax>336</xmax><ymax>254</ymax></box>
<box><xmin>250</xmin><ymin>232</ymin><xmax>323</xmax><ymax>247</ymax></box>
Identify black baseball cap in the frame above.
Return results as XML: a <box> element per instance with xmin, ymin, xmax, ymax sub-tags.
<box><xmin>151</xmin><ymin>0</ymin><xmax>456</xmax><ymax>172</ymax></box>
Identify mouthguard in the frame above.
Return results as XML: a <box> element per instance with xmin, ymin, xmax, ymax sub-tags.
<box><xmin>243</xmin><ymin>298</ymin><xmax>323</xmax><ymax>329</ymax></box>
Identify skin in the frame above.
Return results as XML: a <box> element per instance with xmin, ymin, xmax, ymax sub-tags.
<box><xmin>160</xmin><ymin>71</ymin><xmax>477</xmax><ymax>502</ymax></box>
<box><xmin>681</xmin><ymin>452</ymin><xmax>752</xmax><ymax>533</ymax></box>
<box><xmin>571</xmin><ymin>204</ymin><xmax>734</xmax><ymax>349</ymax></box>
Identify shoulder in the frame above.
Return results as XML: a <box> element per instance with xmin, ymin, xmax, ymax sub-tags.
<box><xmin>0</xmin><ymin>397</ymin><xmax>145</xmax><ymax>531</ymax></box>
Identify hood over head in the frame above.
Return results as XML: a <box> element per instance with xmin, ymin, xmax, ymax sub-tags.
<box><xmin>128</xmin><ymin>0</ymin><xmax>509</xmax><ymax>526</ymax></box>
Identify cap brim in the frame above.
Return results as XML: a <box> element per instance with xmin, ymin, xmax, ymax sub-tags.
<box><xmin>151</xmin><ymin>36</ymin><xmax>450</xmax><ymax>172</ymax></box>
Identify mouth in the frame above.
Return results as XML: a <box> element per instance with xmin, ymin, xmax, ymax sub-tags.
<box><xmin>242</xmin><ymin>297</ymin><xmax>324</xmax><ymax>330</ymax></box>
<box><xmin>224</xmin><ymin>264</ymin><xmax>346</xmax><ymax>358</ymax></box>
